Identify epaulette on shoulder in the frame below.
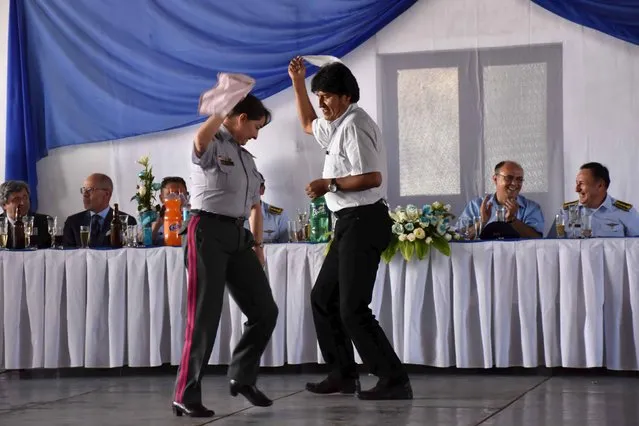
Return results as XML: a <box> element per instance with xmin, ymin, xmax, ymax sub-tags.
<box><xmin>268</xmin><ymin>205</ymin><xmax>283</xmax><ymax>215</ymax></box>
<box><xmin>614</xmin><ymin>199</ymin><xmax>633</xmax><ymax>212</ymax></box>
<box><xmin>562</xmin><ymin>200</ymin><xmax>578</xmax><ymax>210</ymax></box>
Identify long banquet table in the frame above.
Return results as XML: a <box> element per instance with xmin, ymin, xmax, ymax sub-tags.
<box><xmin>2</xmin><ymin>239</ymin><xmax>639</xmax><ymax>370</ymax></box>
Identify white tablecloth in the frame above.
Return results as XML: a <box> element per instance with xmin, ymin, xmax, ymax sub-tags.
<box><xmin>2</xmin><ymin>240</ymin><xmax>639</xmax><ymax>370</ymax></box>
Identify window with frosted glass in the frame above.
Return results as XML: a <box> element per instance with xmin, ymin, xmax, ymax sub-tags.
<box><xmin>483</xmin><ymin>63</ymin><xmax>548</xmax><ymax>193</ymax></box>
<box><xmin>397</xmin><ymin>68</ymin><xmax>460</xmax><ymax>196</ymax></box>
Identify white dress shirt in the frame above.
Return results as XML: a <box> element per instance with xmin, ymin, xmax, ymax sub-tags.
<box><xmin>312</xmin><ymin>103</ymin><xmax>387</xmax><ymax>212</ymax></box>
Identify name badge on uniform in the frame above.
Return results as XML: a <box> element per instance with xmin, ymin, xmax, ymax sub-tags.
<box><xmin>218</xmin><ymin>155</ymin><xmax>234</xmax><ymax>166</ymax></box>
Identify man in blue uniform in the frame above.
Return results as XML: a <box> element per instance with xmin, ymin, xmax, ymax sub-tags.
<box><xmin>252</xmin><ymin>175</ymin><xmax>288</xmax><ymax>243</ymax></box>
<box><xmin>559</xmin><ymin>162</ymin><xmax>639</xmax><ymax>237</ymax></box>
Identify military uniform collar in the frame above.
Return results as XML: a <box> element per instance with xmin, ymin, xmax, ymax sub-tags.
<box><xmin>217</xmin><ymin>124</ymin><xmax>235</xmax><ymax>143</ymax></box>
<box><xmin>579</xmin><ymin>194</ymin><xmax>612</xmax><ymax>212</ymax></box>
<box><xmin>218</xmin><ymin>124</ymin><xmax>256</xmax><ymax>158</ymax></box>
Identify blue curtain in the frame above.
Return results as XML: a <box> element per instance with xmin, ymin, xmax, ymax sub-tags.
<box><xmin>6</xmin><ymin>0</ymin><xmax>417</xmax><ymax>210</ymax></box>
<box><xmin>532</xmin><ymin>1</ymin><xmax>639</xmax><ymax>47</ymax></box>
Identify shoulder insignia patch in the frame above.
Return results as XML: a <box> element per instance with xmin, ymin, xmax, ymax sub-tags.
<box><xmin>562</xmin><ymin>200</ymin><xmax>578</xmax><ymax>210</ymax></box>
<box><xmin>268</xmin><ymin>205</ymin><xmax>283</xmax><ymax>215</ymax></box>
<box><xmin>614</xmin><ymin>200</ymin><xmax>632</xmax><ymax>212</ymax></box>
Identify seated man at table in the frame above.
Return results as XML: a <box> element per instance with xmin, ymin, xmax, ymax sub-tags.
<box><xmin>459</xmin><ymin>161</ymin><xmax>544</xmax><ymax>238</ymax></box>
<box><xmin>554</xmin><ymin>162</ymin><xmax>639</xmax><ymax>237</ymax></box>
<box><xmin>150</xmin><ymin>176</ymin><xmax>188</xmax><ymax>245</ymax></box>
<box><xmin>0</xmin><ymin>180</ymin><xmax>52</xmax><ymax>248</ymax></box>
<box><xmin>244</xmin><ymin>174</ymin><xmax>288</xmax><ymax>244</ymax></box>
<box><xmin>63</xmin><ymin>173</ymin><xmax>137</xmax><ymax>248</ymax></box>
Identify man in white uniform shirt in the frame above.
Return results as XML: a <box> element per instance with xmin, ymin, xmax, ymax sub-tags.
<box><xmin>289</xmin><ymin>57</ymin><xmax>412</xmax><ymax>400</ymax></box>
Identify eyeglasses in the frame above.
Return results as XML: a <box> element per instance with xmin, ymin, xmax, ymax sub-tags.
<box><xmin>496</xmin><ymin>174</ymin><xmax>525</xmax><ymax>183</ymax></box>
<box><xmin>80</xmin><ymin>187</ymin><xmax>108</xmax><ymax>195</ymax></box>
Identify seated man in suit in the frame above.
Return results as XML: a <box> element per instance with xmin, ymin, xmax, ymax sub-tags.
<box><xmin>552</xmin><ymin>162</ymin><xmax>639</xmax><ymax>237</ymax></box>
<box><xmin>0</xmin><ymin>180</ymin><xmax>52</xmax><ymax>248</ymax></box>
<box><xmin>151</xmin><ymin>176</ymin><xmax>189</xmax><ymax>245</ymax></box>
<box><xmin>63</xmin><ymin>173</ymin><xmax>136</xmax><ymax>248</ymax></box>
<box><xmin>458</xmin><ymin>160</ymin><xmax>544</xmax><ymax>239</ymax></box>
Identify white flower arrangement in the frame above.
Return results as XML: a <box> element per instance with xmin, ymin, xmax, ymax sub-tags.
<box><xmin>381</xmin><ymin>203</ymin><xmax>460</xmax><ymax>262</ymax></box>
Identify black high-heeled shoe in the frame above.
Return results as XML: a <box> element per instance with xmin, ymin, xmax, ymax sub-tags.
<box><xmin>171</xmin><ymin>401</ymin><xmax>215</xmax><ymax>417</ymax></box>
<box><xmin>229</xmin><ymin>379</ymin><xmax>273</xmax><ymax>407</ymax></box>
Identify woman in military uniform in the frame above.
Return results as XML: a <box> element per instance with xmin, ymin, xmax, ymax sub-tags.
<box><xmin>172</xmin><ymin>94</ymin><xmax>278</xmax><ymax>418</ymax></box>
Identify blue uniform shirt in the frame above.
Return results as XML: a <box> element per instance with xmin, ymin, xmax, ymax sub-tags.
<box><xmin>459</xmin><ymin>194</ymin><xmax>545</xmax><ymax>234</ymax></box>
<box><xmin>243</xmin><ymin>201</ymin><xmax>289</xmax><ymax>243</ymax></box>
<box><xmin>562</xmin><ymin>195</ymin><xmax>639</xmax><ymax>237</ymax></box>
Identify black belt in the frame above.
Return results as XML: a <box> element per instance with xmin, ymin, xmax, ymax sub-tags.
<box><xmin>191</xmin><ymin>210</ymin><xmax>246</xmax><ymax>226</ymax></box>
<box><xmin>334</xmin><ymin>199</ymin><xmax>387</xmax><ymax>219</ymax></box>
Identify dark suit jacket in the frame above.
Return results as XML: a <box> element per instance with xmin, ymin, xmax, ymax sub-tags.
<box><xmin>1</xmin><ymin>211</ymin><xmax>52</xmax><ymax>249</ymax></box>
<box><xmin>63</xmin><ymin>208</ymin><xmax>137</xmax><ymax>248</ymax></box>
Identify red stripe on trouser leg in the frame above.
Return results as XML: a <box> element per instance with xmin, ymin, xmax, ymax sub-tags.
<box><xmin>174</xmin><ymin>215</ymin><xmax>201</xmax><ymax>402</ymax></box>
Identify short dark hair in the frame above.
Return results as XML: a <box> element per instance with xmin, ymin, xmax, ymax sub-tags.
<box><xmin>0</xmin><ymin>180</ymin><xmax>29</xmax><ymax>206</ymax></box>
<box><xmin>311</xmin><ymin>63</ymin><xmax>360</xmax><ymax>103</ymax></box>
<box><xmin>161</xmin><ymin>176</ymin><xmax>187</xmax><ymax>191</ymax></box>
<box><xmin>228</xmin><ymin>93</ymin><xmax>271</xmax><ymax>126</ymax></box>
<box><xmin>580</xmin><ymin>162</ymin><xmax>610</xmax><ymax>188</ymax></box>
<box><xmin>494</xmin><ymin>160</ymin><xmax>522</xmax><ymax>174</ymax></box>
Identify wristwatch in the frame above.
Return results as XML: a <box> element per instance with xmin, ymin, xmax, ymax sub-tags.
<box><xmin>254</xmin><ymin>241</ymin><xmax>264</xmax><ymax>248</ymax></box>
<box><xmin>328</xmin><ymin>178</ymin><xmax>338</xmax><ymax>193</ymax></box>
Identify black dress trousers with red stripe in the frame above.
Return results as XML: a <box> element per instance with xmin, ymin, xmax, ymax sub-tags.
<box><xmin>174</xmin><ymin>213</ymin><xmax>278</xmax><ymax>405</ymax></box>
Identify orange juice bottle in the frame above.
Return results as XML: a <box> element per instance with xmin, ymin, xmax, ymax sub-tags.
<box><xmin>163</xmin><ymin>193</ymin><xmax>182</xmax><ymax>246</ymax></box>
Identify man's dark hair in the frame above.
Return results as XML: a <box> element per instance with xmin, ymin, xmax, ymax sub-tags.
<box><xmin>311</xmin><ymin>63</ymin><xmax>360</xmax><ymax>103</ymax></box>
<box><xmin>161</xmin><ymin>176</ymin><xmax>187</xmax><ymax>191</ymax></box>
<box><xmin>580</xmin><ymin>162</ymin><xmax>610</xmax><ymax>188</ymax></box>
<box><xmin>229</xmin><ymin>93</ymin><xmax>271</xmax><ymax>126</ymax></box>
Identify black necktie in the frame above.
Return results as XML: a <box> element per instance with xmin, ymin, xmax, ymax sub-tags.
<box><xmin>90</xmin><ymin>214</ymin><xmax>102</xmax><ymax>247</ymax></box>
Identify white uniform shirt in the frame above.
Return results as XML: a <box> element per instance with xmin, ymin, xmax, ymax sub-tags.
<box><xmin>312</xmin><ymin>103</ymin><xmax>387</xmax><ymax>212</ymax></box>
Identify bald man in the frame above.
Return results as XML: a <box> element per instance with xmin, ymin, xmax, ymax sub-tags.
<box><xmin>63</xmin><ymin>173</ymin><xmax>137</xmax><ymax>248</ymax></box>
<box><xmin>459</xmin><ymin>161</ymin><xmax>544</xmax><ymax>238</ymax></box>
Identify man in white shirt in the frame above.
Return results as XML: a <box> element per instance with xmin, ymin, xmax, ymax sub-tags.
<box><xmin>289</xmin><ymin>56</ymin><xmax>412</xmax><ymax>400</ymax></box>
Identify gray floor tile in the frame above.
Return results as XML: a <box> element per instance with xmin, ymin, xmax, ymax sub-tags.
<box><xmin>0</xmin><ymin>372</ymin><xmax>635</xmax><ymax>426</ymax></box>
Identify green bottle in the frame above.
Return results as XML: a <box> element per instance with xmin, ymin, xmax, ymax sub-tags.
<box><xmin>309</xmin><ymin>196</ymin><xmax>332</xmax><ymax>243</ymax></box>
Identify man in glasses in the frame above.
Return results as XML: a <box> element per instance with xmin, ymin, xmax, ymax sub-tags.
<box><xmin>459</xmin><ymin>161</ymin><xmax>544</xmax><ymax>238</ymax></box>
<box><xmin>62</xmin><ymin>173</ymin><xmax>137</xmax><ymax>247</ymax></box>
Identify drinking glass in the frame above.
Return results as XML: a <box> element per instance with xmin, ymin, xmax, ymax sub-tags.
<box><xmin>568</xmin><ymin>205</ymin><xmax>580</xmax><ymax>238</ymax></box>
<box><xmin>54</xmin><ymin>226</ymin><xmax>64</xmax><ymax>249</ymax></box>
<box><xmin>473</xmin><ymin>216</ymin><xmax>482</xmax><ymax>240</ymax></box>
<box><xmin>47</xmin><ymin>216</ymin><xmax>57</xmax><ymax>248</ymax></box>
<box><xmin>457</xmin><ymin>217</ymin><xmax>471</xmax><ymax>240</ymax></box>
<box><xmin>581</xmin><ymin>212</ymin><xmax>593</xmax><ymax>238</ymax></box>
<box><xmin>555</xmin><ymin>210</ymin><xmax>566</xmax><ymax>238</ymax></box>
<box><xmin>0</xmin><ymin>216</ymin><xmax>7</xmax><ymax>249</ymax></box>
<box><xmin>23</xmin><ymin>216</ymin><xmax>34</xmax><ymax>249</ymax></box>
<box><xmin>126</xmin><ymin>225</ymin><xmax>139</xmax><ymax>247</ymax></box>
<box><xmin>496</xmin><ymin>206</ymin><xmax>507</xmax><ymax>222</ymax></box>
<box><xmin>80</xmin><ymin>225</ymin><xmax>90</xmax><ymax>248</ymax></box>
<box><xmin>288</xmin><ymin>220</ymin><xmax>299</xmax><ymax>243</ymax></box>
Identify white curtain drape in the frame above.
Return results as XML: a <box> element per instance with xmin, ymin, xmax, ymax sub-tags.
<box><xmin>3</xmin><ymin>240</ymin><xmax>639</xmax><ymax>370</ymax></box>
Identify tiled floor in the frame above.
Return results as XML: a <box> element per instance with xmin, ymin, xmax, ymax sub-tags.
<box><xmin>0</xmin><ymin>371</ymin><xmax>638</xmax><ymax>425</ymax></box>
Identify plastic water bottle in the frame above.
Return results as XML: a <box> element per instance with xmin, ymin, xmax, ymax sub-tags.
<box><xmin>309</xmin><ymin>196</ymin><xmax>331</xmax><ymax>243</ymax></box>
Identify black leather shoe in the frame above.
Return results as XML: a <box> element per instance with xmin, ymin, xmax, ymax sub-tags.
<box><xmin>229</xmin><ymin>380</ymin><xmax>273</xmax><ymax>407</ymax></box>
<box><xmin>306</xmin><ymin>376</ymin><xmax>360</xmax><ymax>394</ymax></box>
<box><xmin>171</xmin><ymin>401</ymin><xmax>215</xmax><ymax>417</ymax></box>
<box><xmin>356</xmin><ymin>378</ymin><xmax>413</xmax><ymax>400</ymax></box>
